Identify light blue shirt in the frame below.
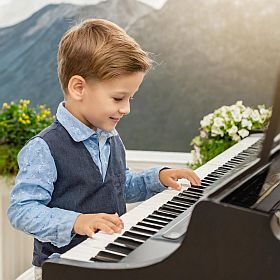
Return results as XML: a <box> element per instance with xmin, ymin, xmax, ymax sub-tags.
<box><xmin>7</xmin><ymin>102</ymin><xmax>165</xmax><ymax>248</ymax></box>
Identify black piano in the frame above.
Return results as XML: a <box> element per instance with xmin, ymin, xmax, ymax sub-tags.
<box><xmin>42</xmin><ymin>72</ymin><xmax>280</xmax><ymax>280</ymax></box>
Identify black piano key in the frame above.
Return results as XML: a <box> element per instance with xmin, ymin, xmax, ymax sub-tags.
<box><xmin>130</xmin><ymin>226</ymin><xmax>157</xmax><ymax>235</ymax></box>
<box><xmin>202</xmin><ymin>178</ymin><xmax>215</xmax><ymax>184</ymax></box>
<box><xmin>105</xmin><ymin>243</ymin><xmax>133</xmax><ymax>255</ymax></box>
<box><xmin>188</xmin><ymin>187</ymin><xmax>204</xmax><ymax>194</ymax></box>
<box><xmin>114</xmin><ymin>236</ymin><xmax>143</xmax><ymax>249</ymax></box>
<box><xmin>148</xmin><ymin>214</ymin><xmax>173</xmax><ymax>223</ymax></box>
<box><xmin>137</xmin><ymin>221</ymin><xmax>163</xmax><ymax>230</ymax></box>
<box><xmin>177</xmin><ymin>193</ymin><xmax>198</xmax><ymax>203</ymax></box>
<box><xmin>239</xmin><ymin>152</ymin><xmax>250</xmax><ymax>156</ymax></box>
<box><xmin>214</xmin><ymin>171</ymin><xmax>226</xmax><ymax>176</ymax></box>
<box><xmin>123</xmin><ymin>231</ymin><xmax>150</xmax><ymax>241</ymax></box>
<box><xmin>142</xmin><ymin>217</ymin><xmax>169</xmax><ymax>226</ymax></box>
<box><xmin>166</xmin><ymin>201</ymin><xmax>190</xmax><ymax>210</ymax></box>
<box><xmin>90</xmin><ymin>251</ymin><xmax>124</xmax><ymax>262</ymax></box>
<box><xmin>165</xmin><ymin>202</ymin><xmax>189</xmax><ymax>211</ymax></box>
<box><xmin>219</xmin><ymin>166</ymin><xmax>232</xmax><ymax>171</ymax></box>
<box><xmin>215</xmin><ymin>169</ymin><xmax>227</xmax><ymax>174</ymax></box>
<box><xmin>191</xmin><ymin>184</ymin><xmax>206</xmax><ymax>189</ymax></box>
<box><xmin>182</xmin><ymin>191</ymin><xmax>201</xmax><ymax>199</ymax></box>
<box><xmin>184</xmin><ymin>190</ymin><xmax>203</xmax><ymax>198</ymax></box>
<box><xmin>201</xmin><ymin>182</ymin><xmax>211</xmax><ymax>186</ymax></box>
<box><xmin>172</xmin><ymin>197</ymin><xmax>193</xmax><ymax>206</ymax></box>
<box><xmin>153</xmin><ymin>210</ymin><xmax>178</xmax><ymax>219</ymax></box>
<box><xmin>234</xmin><ymin>156</ymin><xmax>246</xmax><ymax>160</ymax></box>
<box><xmin>223</xmin><ymin>164</ymin><xmax>235</xmax><ymax>169</ymax></box>
<box><xmin>229</xmin><ymin>158</ymin><xmax>243</xmax><ymax>164</ymax></box>
<box><xmin>211</xmin><ymin>171</ymin><xmax>224</xmax><ymax>176</ymax></box>
<box><xmin>159</xmin><ymin>205</ymin><xmax>184</xmax><ymax>215</ymax></box>
<box><xmin>205</xmin><ymin>174</ymin><xmax>219</xmax><ymax>181</ymax></box>
<box><xmin>204</xmin><ymin>176</ymin><xmax>218</xmax><ymax>182</ymax></box>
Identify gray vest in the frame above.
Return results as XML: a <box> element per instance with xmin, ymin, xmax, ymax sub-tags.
<box><xmin>33</xmin><ymin>120</ymin><xmax>126</xmax><ymax>267</ymax></box>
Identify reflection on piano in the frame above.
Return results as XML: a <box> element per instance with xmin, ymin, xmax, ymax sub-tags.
<box><xmin>43</xmin><ymin>72</ymin><xmax>280</xmax><ymax>280</ymax></box>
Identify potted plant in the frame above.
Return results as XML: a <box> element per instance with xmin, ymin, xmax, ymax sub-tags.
<box><xmin>0</xmin><ymin>99</ymin><xmax>54</xmax><ymax>279</ymax></box>
<box><xmin>189</xmin><ymin>101</ymin><xmax>272</xmax><ymax>169</ymax></box>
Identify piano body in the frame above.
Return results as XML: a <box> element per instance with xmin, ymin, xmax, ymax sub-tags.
<box><xmin>42</xmin><ymin>133</ymin><xmax>280</xmax><ymax>280</ymax></box>
<box><xmin>43</xmin><ymin>74</ymin><xmax>280</xmax><ymax>280</ymax></box>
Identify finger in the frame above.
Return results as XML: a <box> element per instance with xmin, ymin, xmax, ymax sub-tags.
<box><xmin>190</xmin><ymin>174</ymin><xmax>201</xmax><ymax>186</ymax></box>
<box><xmin>176</xmin><ymin>170</ymin><xmax>201</xmax><ymax>186</ymax></box>
<box><xmin>84</xmin><ymin>226</ymin><xmax>95</xmax><ymax>238</ymax></box>
<box><xmin>92</xmin><ymin>221</ymin><xmax>115</xmax><ymax>234</ymax></box>
<box><xmin>166</xmin><ymin>178</ymin><xmax>182</xmax><ymax>190</ymax></box>
<box><xmin>101</xmin><ymin>214</ymin><xmax>124</xmax><ymax>227</ymax></box>
<box><xmin>191</xmin><ymin>171</ymin><xmax>201</xmax><ymax>185</ymax></box>
<box><xmin>97</xmin><ymin>219</ymin><xmax>123</xmax><ymax>233</ymax></box>
<box><xmin>115</xmin><ymin>213</ymin><xmax>124</xmax><ymax>229</ymax></box>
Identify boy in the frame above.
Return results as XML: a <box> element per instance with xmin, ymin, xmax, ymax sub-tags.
<box><xmin>7</xmin><ymin>19</ymin><xmax>201</xmax><ymax>279</ymax></box>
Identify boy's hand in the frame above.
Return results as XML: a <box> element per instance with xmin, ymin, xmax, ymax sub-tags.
<box><xmin>159</xmin><ymin>168</ymin><xmax>201</xmax><ymax>191</ymax></box>
<box><xmin>73</xmin><ymin>213</ymin><xmax>124</xmax><ymax>238</ymax></box>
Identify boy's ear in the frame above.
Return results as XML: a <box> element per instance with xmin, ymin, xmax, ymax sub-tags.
<box><xmin>67</xmin><ymin>75</ymin><xmax>86</xmax><ymax>100</ymax></box>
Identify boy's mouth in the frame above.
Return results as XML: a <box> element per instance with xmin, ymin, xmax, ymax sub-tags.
<box><xmin>110</xmin><ymin>117</ymin><xmax>120</xmax><ymax>123</ymax></box>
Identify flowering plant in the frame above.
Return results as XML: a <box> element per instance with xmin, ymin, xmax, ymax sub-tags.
<box><xmin>0</xmin><ymin>100</ymin><xmax>54</xmax><ymax>175</ymax></box>
<box><xmin>189</xmin><ymin>101</ymin><xmax>272</xmax><ymax>169</ymax></box>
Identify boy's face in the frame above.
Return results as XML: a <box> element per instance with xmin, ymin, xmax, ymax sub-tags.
<box><xmin>74</xmin><ymin>72</ymin><xmax>145</xmax><ymax>132</ymax></box>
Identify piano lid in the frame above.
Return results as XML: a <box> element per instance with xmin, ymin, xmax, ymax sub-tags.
<box><xmin>218</xmin><ymin>69</ymin><xmax>280</xmax><ymax>210</ymax></box>
<box><xmin>257</xmin><ymin>70</ymin><xmax>280</xmax><ymax>166</ymax></box>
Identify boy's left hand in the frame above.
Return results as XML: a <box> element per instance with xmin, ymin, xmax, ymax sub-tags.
<box><xmin>159</xmin><ymin>168</ymin><xmax>201</xmax><ymax>190</ymax></box>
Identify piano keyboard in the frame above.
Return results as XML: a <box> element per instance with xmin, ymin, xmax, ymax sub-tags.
<box><xmin>61</xmin><ymin>134</ymin><xmax>263</xmax><ymax>263</ymax></box>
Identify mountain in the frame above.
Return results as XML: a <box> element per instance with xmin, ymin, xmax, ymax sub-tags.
<box><xmin>0</xmin><ymin>0</ymin><xmax>163</xmax><ymax>27</ymax></box>
<box><xmin>0</xmin><ymin>0</ymin><xmax>153</xmax><ymax>110</ymax></box>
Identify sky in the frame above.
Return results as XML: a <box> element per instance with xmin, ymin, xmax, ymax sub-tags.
<box><xmin>0</xmin><ymin>0</ymin><xmax>168</xmax><ymax>27</ymax></box>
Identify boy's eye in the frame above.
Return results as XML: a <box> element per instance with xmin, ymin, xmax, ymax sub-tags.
<box><xmin>113</xmin><ymin>98</ymin><xmax>122</xmax><ymax>102</ymax></box>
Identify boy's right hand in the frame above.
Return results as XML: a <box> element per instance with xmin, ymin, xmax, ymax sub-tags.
<box><xmin>73</xmin><ymin>213</ymin><xmax>124</xmax><ymax>238</ymax></box>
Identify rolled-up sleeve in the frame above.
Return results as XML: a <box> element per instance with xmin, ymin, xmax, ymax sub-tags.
<box><xmin>7</xmin><ymin>137</ymin><xmax>80</xmax><ymax>247</ymax></box>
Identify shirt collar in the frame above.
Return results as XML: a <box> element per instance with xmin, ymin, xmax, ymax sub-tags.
<box><xmin>56</xmin><ymin>102</ymin><xmax>118</xmax><ymax>142</ymax></box>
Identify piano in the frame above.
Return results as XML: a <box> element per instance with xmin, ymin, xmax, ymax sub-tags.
<box><xmin>43</xmin><ymin>73</ymin><xmax>280</xmax><ymax>279</ymax></box>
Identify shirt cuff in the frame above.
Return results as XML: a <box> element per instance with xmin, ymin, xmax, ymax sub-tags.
<box><xmin>148</xmin><ymin>166</ymin><xmax>169</xmax><ymax>193</ymax></box>
<box><xmin>55</xmin><ymin>211</ymin><xmax>81</xmax><ymax>247</ymax></box>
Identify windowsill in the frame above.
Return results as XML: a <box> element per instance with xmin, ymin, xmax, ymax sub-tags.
<box><xmin>126</xmin><ymin>150</ymin><xmax>191</xmax><ymax>171</ymax></box>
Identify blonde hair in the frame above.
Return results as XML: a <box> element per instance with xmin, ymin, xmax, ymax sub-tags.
<box><xmin>57</xmin><ymin>19</ymin><xmax>153</xmax><ymax>93</ymax></box>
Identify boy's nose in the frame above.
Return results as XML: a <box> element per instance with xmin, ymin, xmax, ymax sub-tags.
<box><xmin>119</xmin><ymin>103</ymin><xmax>130</xmax><ymax>115</ymax></box>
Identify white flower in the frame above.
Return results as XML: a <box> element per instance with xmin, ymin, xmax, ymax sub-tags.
<box><xmin>259</xmin><ymin>108</ymin><xmax>268</xmax><ymax>115</ymax></box>
<box><xmin>241</xmin><ymin>118</ymin><xmax>252</xmax><ymax>130</ymax></box>
<box><xmin>213</xmin><ymin>117</ymin><xmax>225</xmax><ymax>128</ymax></box>
<box><xmin>232</xmin><ymin>134</ymin><xmax>241</xmax><ymax>142</ymax></box>
<box><xmin>238</xmin><ymin>128</ymin><xmax>249</xmax><ymax>138</ymax></box>
<box><xmin>220</xmin><ymin>107</ymin><xmax>231</xmax><ymax>121</ymax></box>
<box><xmin>227</xmin><ymin>125</ymin><xmax>238</xmax><ymax>136</ymax></box>
<box><xmin>200</xmin><ymin>130</ymin><xmax>208</xmax><ymax>138</ymax></box>
<box><xmin>211</xmin><ymin>125</ymin><xmax>224</xmax><ymax>137</ymax></box>
<box><xmin>251</xmin><ymin>110</ymin><xmax>261</xmax><ymax>122</ymax></box>
<box><xmin>200</xmin><ymin>113</ymin><xmax>214</xmax><ymax>128</ymax></box>
<box><xmin>191</xmin><ymin>147</ymin><xmax>202</xmax><ymax>165</ymax></box>
<box><xmin>230</xmin><ymin>107</ymin><xmax>242</xmax><ymax>122</ymax></box>
<box><xmin>190</xmin><ymin>101</ymin><xmax>271</xmax><ymax>168</ymax></box>
<box><xmin>259</xmin><ymin>107</ymin><xmax>271</xmax><ymax>121</ymax></box>
<box><xmin>220</xmin><ymin>105</ymin><xmax>229</xmax><ymax>114</ymax></box>
<box><xmin>235</xmin><ymin>101</ymin><xmax>246</xmax><ymax>112</ymax></box>
<box><xmin>242</xmin><ymin>107</ymin><xmax>253</xmax><ymax>119</ymax></box>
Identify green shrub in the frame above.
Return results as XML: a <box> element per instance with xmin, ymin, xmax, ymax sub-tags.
<box><xmin>0</xmin><ymin>100</ymin><xmax>54</xmax><ymax>175</ymax></box>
